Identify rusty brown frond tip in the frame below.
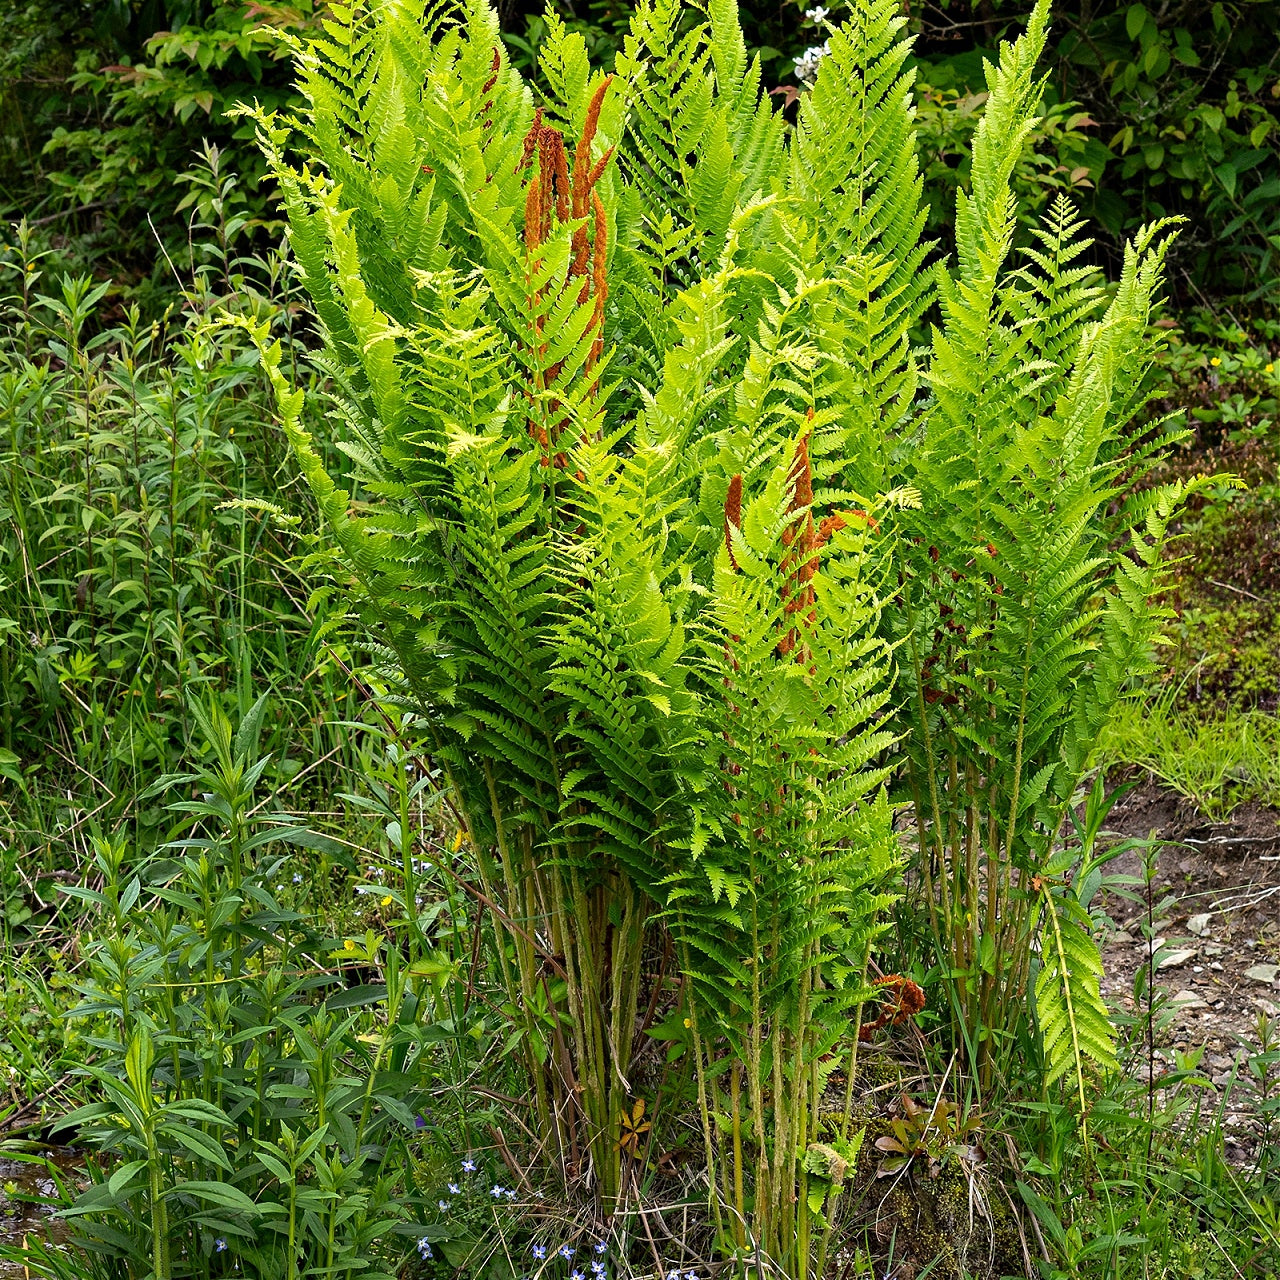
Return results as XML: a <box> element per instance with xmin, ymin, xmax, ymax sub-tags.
<box><xmin>724</xmin><ymin>474</ymin><xmax>743</xmax><ymax>570</ymax></box>
<box><xmin>859</xmin><ymin>974</ymin><xmax>926</xmax><ymax>1042</ymax></box>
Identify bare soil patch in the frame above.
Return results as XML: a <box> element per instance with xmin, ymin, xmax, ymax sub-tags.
<box><xmin>1100</xmin><ymin>779</ymin><xmax>1280</xmax><ymax>1161</ymax></box>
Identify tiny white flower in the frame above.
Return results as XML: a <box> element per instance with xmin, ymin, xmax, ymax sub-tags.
<box><xmin>805</xmin><ymin>5</ymin><xmax>830</xmax><ymax>21</ymax></box>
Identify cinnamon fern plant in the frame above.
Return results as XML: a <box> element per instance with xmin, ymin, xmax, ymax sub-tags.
<box><xmin>242</xmin><ymin>0</ymin><xmax>1201</xmax><ymax>1266</ymax></box>
<box><xmin>242</xmin><ymin>0</ymin><xmax>903</xmax><ymax>1247</ymax></box>
<box><xmin>884</xmin><ymin>2</ymin><xmax>1213</xmax><ymax>1109</ymax></box>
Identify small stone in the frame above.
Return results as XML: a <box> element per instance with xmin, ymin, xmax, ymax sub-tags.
<box><xmin>1169</xmin><ymin>990</ymin><xmax>1208</xmax><ymax>1010</ymax></box>
<box><xmin>1210</xmin><ymin>962</ymin><xmax>1224</xmax><ymax>972</ymax></box>
<box><xmin>1202</xmin><ymin>942</ymin><xmax>1227</xmax><ymax>957</ymax></box>
<box><xmin>1244</xmin><ymin>963</ymin><xmax>1280</xmax><ymax>985</ymax></box>
<box><xmin>1188</xmin><ymin>912</ymin><xmax>1212</xmax><ymax>937</ymax></box>
<box><xmin>1156</xmin><ymin>947</ymin><xmax>1197</xmax><ymax>970</ymax></box>
<box><xmin>1251</xmin><ymin>997</ymin><xmax>1278</xmax><ymax>1016</ymax></box>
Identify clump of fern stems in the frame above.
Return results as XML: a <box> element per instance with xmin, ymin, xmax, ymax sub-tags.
<box><xmin>244</xmin><ymin>0</ymin><xmax>903</xmax><ymax>1250</ymax></box>
<box><xmin>243</xmin><ymin>0</ymin><xmax>1208</xmax><ymax>1268</ymax></box>
<box><xmin>885</xmin><ymin>1</ymin><xmax>1213</xmax><ymax>1107</ymax></box>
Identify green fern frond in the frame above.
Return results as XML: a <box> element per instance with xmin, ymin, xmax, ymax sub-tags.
<box><xmin>1034</xmin><ymin>881</ymin><xmax>1118</xmax><ymax>1131</ymax></box>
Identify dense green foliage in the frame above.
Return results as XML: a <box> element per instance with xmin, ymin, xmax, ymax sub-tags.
<box><xmin>1</xmin><ymin>2</ymin><xmax>1278</xmax><ymax>1280</ymax></box>
<box><xmin>26</xmin><ymin>710</ymin><xmax>417</xmax><ymax>1278</ymax></box>
<box><xmin>3</xmin><ymin>0</ymin><xmax>1278</xmax><ymax>301</ymax></box>
<box><xmin>881</xmin><ymin>1</ymin><xmax>1220</xmax><ymax>1104</ymax></box>
<box><xmin>0</xmin><ymin>171</ymin><xmax>354</xmax><ymax>873</ymax></box>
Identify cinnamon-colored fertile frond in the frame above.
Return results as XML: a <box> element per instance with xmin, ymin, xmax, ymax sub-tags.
<box><xmin>815</xmin><ymin>513</ymin><xmax>847</xmax><ymax>549</ymax></box>
<box><xmin>588</xmin><ymin>145</ymin><xmax>615</xmax><ymax>190</ymax></box>
<box><xmin>724</xmin><ymin>475</ymin><xmax>743</xmax><ymax>570</ymax></box>
<box><xmin>570</xmin><ymin>78</ymin><xmax>615</xmax><ymax>283</ymax></box>
<box><xmin>524</xmin><ymin>176</ymin><xmax>543</xmax><ymax>255</ymax></box>
<box><xmin>481</xmin><ymin>46</ymin><xmax>500</xmax><ymax>97</ymax></box>
<box><xmin>547</xmin><ymin>129</ymin><xmax>570</xmax><ymax>224</ymax></box>
<box><xmin>519</xmin><ymin>114</ymin><xmax>572</xmax><ymax>249</ymax></box>
<box><xmin>572</xmin><ymin>77</ymin><xmax>613</xmax><ymax>216</ymax></box>
<box><xmin>787</xmin><ymin>432</ymin><xmax>814</xmax><ymax>513</ymax></box>
<box><xmin>517</xmin><ymin>107</ymin><xmax>543</xmax><ymax>174</ymax></box>
<box><xmin>518</xmin><ymin>85</ymin><xmax>615</xmax><ymax>469</ymax></box>
<box><xmin>858</xmin><ymin>975</ymin><xmax>926</xmax><ymax>1042</ymax></box>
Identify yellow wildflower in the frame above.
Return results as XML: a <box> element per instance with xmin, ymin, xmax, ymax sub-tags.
<box><xmin>1209</xmin><ymin>356</ymin><xmax>1221</xmax><ymax>367</ymax></box>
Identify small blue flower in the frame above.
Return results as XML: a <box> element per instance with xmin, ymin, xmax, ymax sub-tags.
<box><xmin>591</xmin><ymin>1262</ymin><xmax>606</xmax><ymax>1276</ymax></box>
<box><xmin>559</xmin><ymin>1245</ymin><xmax>575</xmax><ymax>1260</ymax></box>
<box><xmin>570</xmin><ymin>1271</ymin><xmax>585</xmax><ymax>1280</ymax></box>
<box><xmin>448</xmin><ymin>1183</ymin><xmax>460</xmax><ymax>1195</ymax></box>
<box><xmin>438</xmin><ymin>1199</ymin><xmax>450</xmax><ymax>1211</ymax></box>
<box><xmin>490</xmin><ymin>1185</ymin><xmax>505</xmax><ymax>1198</ymax></box>
<box><xmin>504</xmin><ymin>1187</ymin><xmax>516</xmax><ymax>1200</ymax></box>
<box><xmin>415</xmin><ymin>1115</ymin><xmax>427</xmax><ymax>1129</ymax></box>
<box><xmin>292</xmin><ymin>872</ymin><xmax>302</xmax><ymax>884</ymax></box>
<box><xmin>532</xmin><ymin>1246</ymin><xmax>547</xmax><ymax>1261</ymax></box>
<box><xmin>418</xmin><ymin>1236</ymin><xmax>433</xmax><ymax>1259</ymax></box>
<box><xmin>594</xmin><ymin>1243</ymin><xmax>608</xmax><ymax>1255</ymax></box>
<box><xmin>668</xmin><ymin>1271</ymin><xmax>681</xmax><ymax>1280</ymax></box>
<box><xmin>214</xmin><ymin>1238</ymin><xmax>227</xmax><ymax>1253</ymax></box>
<box><xmin>462</xmin><ymin>1157</ymin><xmax>477</xmax><ymax>1173</ymax></box>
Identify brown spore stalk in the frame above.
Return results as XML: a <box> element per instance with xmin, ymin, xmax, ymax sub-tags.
<box><xmin>517</xmin><ymin>78</ymin><xmax>616</xmax><ymax>468</ymax></box>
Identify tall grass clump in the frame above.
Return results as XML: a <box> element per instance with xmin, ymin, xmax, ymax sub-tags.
<box><xmin>0</xmin><ymin>158</ymin><xmax>363</xmax><ymax>879</ymax></box>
